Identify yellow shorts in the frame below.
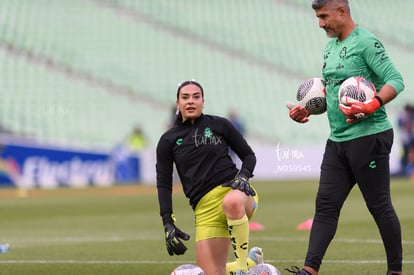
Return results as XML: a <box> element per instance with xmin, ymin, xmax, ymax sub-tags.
<box><xmin>194</xmin><ymin>185</ymin><xmax>258</xmax><ymax>242</ymax></box>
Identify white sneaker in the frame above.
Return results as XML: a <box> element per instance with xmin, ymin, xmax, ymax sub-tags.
<box><xmin>247</xmin><ymin>246</ymin><xmax>264</xmax><ymax>265</ymax></box>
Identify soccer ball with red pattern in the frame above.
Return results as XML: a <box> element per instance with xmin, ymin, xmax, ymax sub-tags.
<box><xmin>338</xmin><ymin>76</ymin><xmax>376</xmax><ymax>105</ymax></box>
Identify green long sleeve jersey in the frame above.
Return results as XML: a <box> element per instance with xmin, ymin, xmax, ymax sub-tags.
<box><xmin>322</xmin><ymin>26</ymin><xmax>404</xmax><ymax>142</ymax></box>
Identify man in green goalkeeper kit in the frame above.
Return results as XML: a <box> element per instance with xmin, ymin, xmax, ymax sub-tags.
<box><xmin>287</xmin><ymin>0</ymin><xmax>404</xmax><ymax>274</ymax></box>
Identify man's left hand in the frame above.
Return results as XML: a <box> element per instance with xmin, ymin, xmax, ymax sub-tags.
<box><xmin>339</xmin><ymin>97</ymin><xmax>381</xmax><ymax>124</ymax></box>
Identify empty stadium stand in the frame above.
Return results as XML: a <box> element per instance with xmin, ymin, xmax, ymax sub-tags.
<box><xmin>0</xmin><ymin>0</ymin><xmax>413</xmax><ymax>150</ymax></box>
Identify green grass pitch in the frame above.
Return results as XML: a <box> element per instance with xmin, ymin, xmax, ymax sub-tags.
<box><xmin>0</xmin><ymin>178</ymin><xmax>413</xmax><ymax>274</ymax></box>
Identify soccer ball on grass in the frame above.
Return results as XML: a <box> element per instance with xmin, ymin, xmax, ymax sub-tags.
<box><xmin>170</xmin><ymin>264</ymin><xmax>205</xmax><ymax>275</ymax></box>
<box><xmin>248</xmin><ymin>263</ymin><xmax>282</xmax><ymax>275</ymax></box>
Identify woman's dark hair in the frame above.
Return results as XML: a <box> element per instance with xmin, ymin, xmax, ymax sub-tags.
<box><xmin>176</xmin><ymin>80</ymin><xmax>204</xmax><ymax>99</ymax></box>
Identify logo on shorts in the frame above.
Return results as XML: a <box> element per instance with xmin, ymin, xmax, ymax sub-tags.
<box><xmin>369</xmin><ymin>160</ymin><xmax>377</xmax><ymax>169</ymax></box>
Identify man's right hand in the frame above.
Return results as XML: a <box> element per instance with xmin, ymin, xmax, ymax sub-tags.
<box><xmin>287</xmin><ymin>102</ymin><xmax>310</xmax><ymax>123</ymax></box>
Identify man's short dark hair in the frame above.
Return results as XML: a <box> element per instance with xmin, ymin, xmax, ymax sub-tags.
<box><xmin>312</xmin><ymin>0</ymin><xmax>349</xmax><ymax>10</ymax></box>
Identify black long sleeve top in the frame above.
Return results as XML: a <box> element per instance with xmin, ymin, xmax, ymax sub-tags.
<box><xmin>156</xmin><ymin>114</ymin><xmax>256</xmax><ymax>221</ymax></box>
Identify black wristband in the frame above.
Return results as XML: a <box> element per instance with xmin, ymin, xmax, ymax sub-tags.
<box><xmin>375</xmin><ymin>95</ymin><xmax>384</xmax><ymax>106</ymax></box>
<box><xmin>162</xmin><ymin>213</ymin><xmax>175</xmax><ymax>225</ymax></box>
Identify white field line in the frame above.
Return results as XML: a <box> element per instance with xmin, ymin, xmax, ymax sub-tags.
<box><xmin>0</xmin><ymin>259</ymin><xmax>413</xmax><ymax>265</ymax></box>
<box><xmin>0</xmin><ymin>236</ymin><xmax>413</xmax><ymax>265</ymax></box>
<box><xmin>3</xmin><ymin>236</ymin><xmax>414</xmax><ymax>245</ymax></box>
<box><xmin>254</xmin><ymin>236</ymin><xmax>414</xmax><ymax>245</ymax></box>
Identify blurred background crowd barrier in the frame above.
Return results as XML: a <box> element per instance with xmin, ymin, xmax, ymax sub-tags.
<box><xmin>1</xmin><ymin>0</ymin><xmax>413</xmax><ymax>187</ymax></box>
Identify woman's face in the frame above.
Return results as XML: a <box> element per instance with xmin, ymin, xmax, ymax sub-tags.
<box><xmin>176</xmin><ymin>84</ymin><xmax>204</xmax><ymax>123</ymax></box>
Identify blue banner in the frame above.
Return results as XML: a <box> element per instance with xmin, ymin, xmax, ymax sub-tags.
<box><xmin>0</xmin><ymin>141</ymin><xmax>140</xmax><ymax>188</ymax></box>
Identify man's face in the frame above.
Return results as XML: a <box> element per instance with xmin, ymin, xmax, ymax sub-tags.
<box><xmin>315</xmin><ymin>5</ymin><xmax>343</xmax><ymax>39</ymax></box>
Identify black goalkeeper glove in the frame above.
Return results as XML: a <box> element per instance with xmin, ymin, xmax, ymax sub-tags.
<box><xmin>164</xmin><ymin>222</ymin><xmax>190</xmax><ymax>256</ymax></box>
<box><xmin>222</xmin><ymin>173</ymin><xmax>256</xmax><ymax>196</ymax></box>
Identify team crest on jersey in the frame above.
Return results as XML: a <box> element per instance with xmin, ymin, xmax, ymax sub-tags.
<box><xmin>194</xmin><ymin>127</ymin><xmax>222</xmax><ymax>147</ymax></box>
<box><xmin>339</xmin><ymin>46</ymin><xmax>347</xmax><ymax>58</ymax></box>
<box><xmin>204</xmin><ymin>127</ymin><xmax>213</xmax><ymax>138</ymax></box>
<box><xmin>336</xmin><ymin>46</ymin><xmax>346</xmax><ymax>70</ymax></box>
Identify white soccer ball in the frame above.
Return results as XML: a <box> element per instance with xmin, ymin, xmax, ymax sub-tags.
<box><xmin>170</xmin><ymin>264</ymin><xmax>205</xmax><ymax>275</ymax></box>
<box><xmin>248</xmin><ymin>263</ymin><xmax>282</xmax><ymax>275</ymax></box>
<box><xmin>338</xmin><ymin>76</ymin><xmax>376</xmax><ymax>105</ymax></box>
<box><xmin>296</xmin><ymin>77</ymin><xmax>327</xmax><ymax>115</ymax></box>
